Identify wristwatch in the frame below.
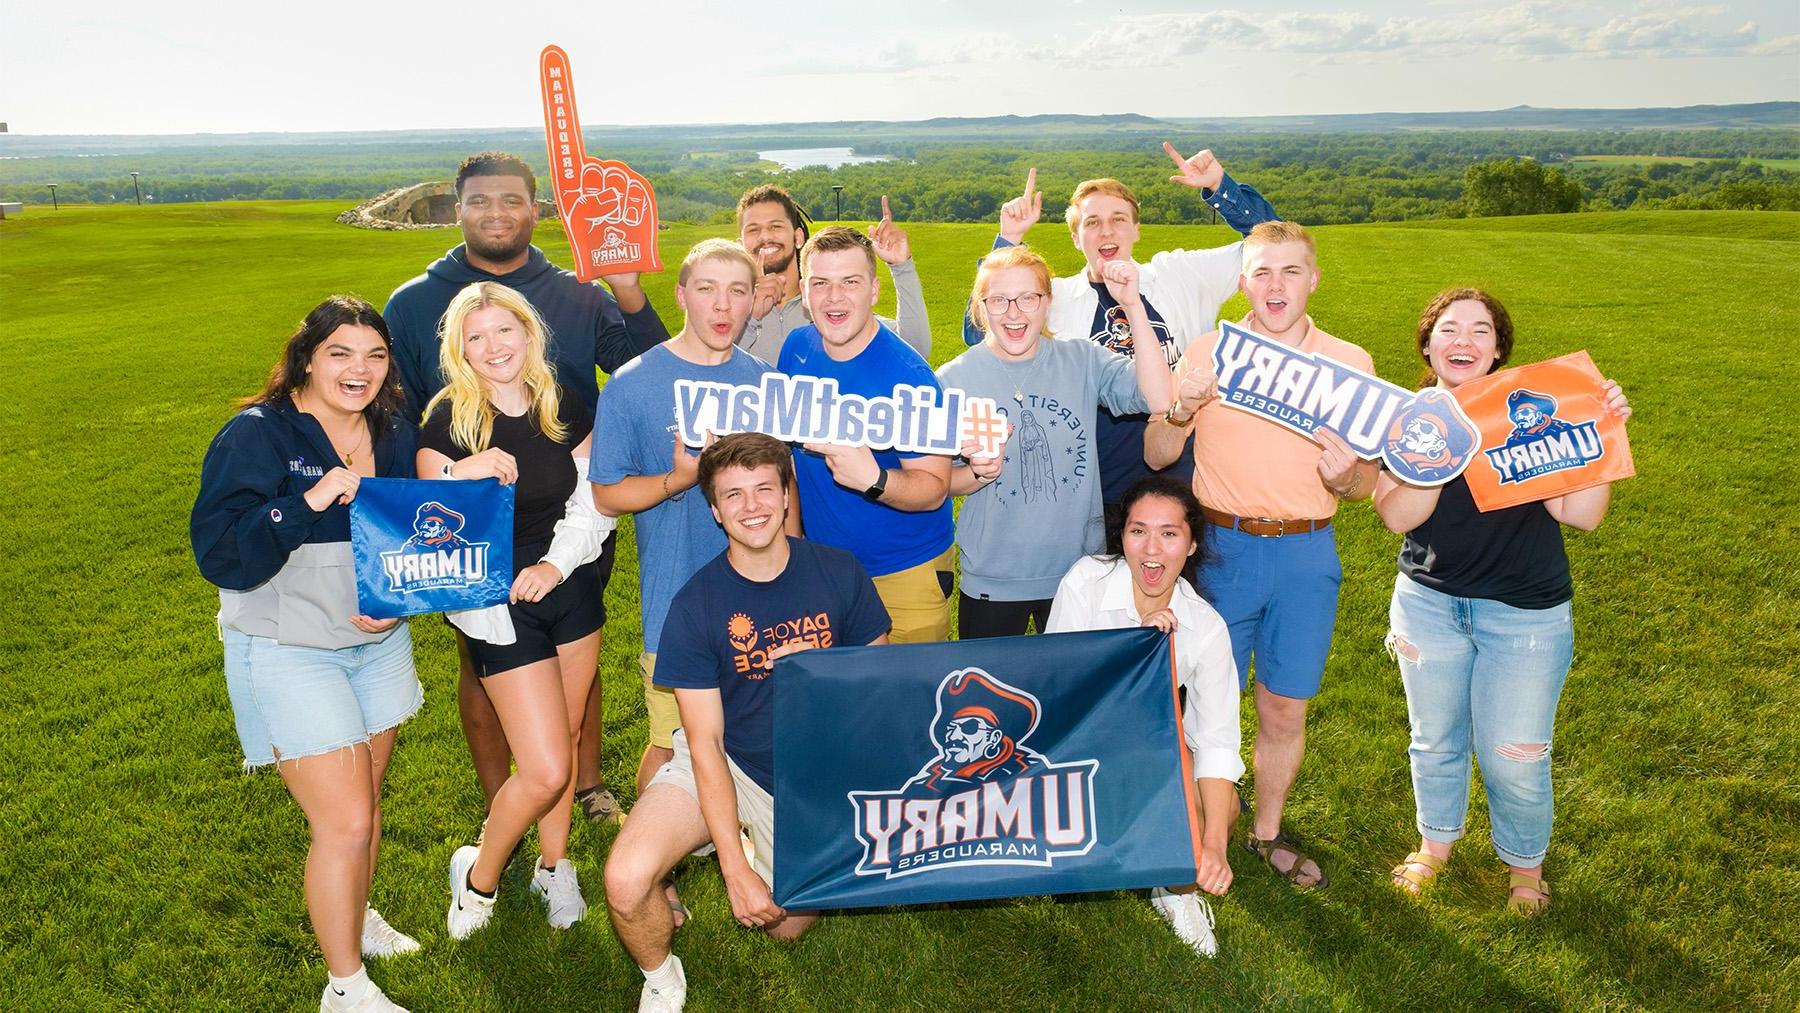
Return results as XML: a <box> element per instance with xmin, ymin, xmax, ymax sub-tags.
<box><xmin>862</xmin><ymin>468</ymin><xmax>889</xmax><ymax>502</ymax></box>
<box><xmin>1163</xmin><ymin>403</ymin><xmax>1194</xmax><ymax>426</ymax></box>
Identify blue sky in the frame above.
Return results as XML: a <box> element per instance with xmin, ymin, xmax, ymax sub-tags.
<box><xmin>4</xmin><ymin>1</ymin><xmax>1796</xmax><ymax>134</ymax></box>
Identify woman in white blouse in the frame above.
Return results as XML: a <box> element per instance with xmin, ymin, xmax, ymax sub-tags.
<box><xmin>1046</xmin><ymin>475</ymin><xmax>1241</xmax><ymax>959</ymax></box>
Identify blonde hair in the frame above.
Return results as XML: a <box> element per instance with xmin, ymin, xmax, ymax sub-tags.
<box><xmin>970</xmin><ymin>246</ymin><xmax>1056</xmax><ymax>339</ymax></box>
<box><xmin>679</xmin><ymin>238</ymin><xmax>758</xmax><ymax>286</ymax></box>
<box><xmin>799</xmin><ymin>225</ymin><xmax>878</xmax><ymax>277</ymax></box>
<box><xmin>423</xmin><ymin>282</ymin><xmax>567</xmax><ymax>452</ymax></box>
<box><xmin>1242</xmin><ymin>221</ymin><xmax>1315</xmax><ymax>263</ymax></box>
<box><xmin>1064</xmin><ymin>178</ymin><xmax>1140</xmax><ymax>236</ymax></box>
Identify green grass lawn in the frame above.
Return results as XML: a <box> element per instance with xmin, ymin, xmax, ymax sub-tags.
<box><xmin>2</xmin><ymin>203</ymin><xmax>1796</xmax><ymax>1011</ymax></box>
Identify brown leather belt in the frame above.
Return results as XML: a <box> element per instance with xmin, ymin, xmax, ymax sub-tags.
<box><xmin>1203</xmin><ymin>507</ymin><xmax>1331</xmax><ymax>538</ymax></box>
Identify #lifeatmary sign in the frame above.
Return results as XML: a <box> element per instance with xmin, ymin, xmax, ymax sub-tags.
<box><xmin>349</xmin><ymin>478</ymin><xmax>515</xmax><ymax>619</ymax></box>
<box><xmin>673</xmin><ymin>375</ymin><xmax>1008</xmax><ymax>459</ymax></box>
<box><xmin>772</xmin><ymin>629</ymin><xmax>1202</xmax><ymax>910</ymax></box>
<box><xmin>539</xmin><ymin>45</ymin><xmax>661</xmax><ymax>280</ymax></box>
<box><xmin>1211</xmin><ymin>322</ymin><xmax>1632</xmax><ymax>508</ymax></box>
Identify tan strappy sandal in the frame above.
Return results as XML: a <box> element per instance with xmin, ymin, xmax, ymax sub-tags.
<box><xmin>1390</xmin><ymin>851</ymin><xmax>1446</xmax><ymax>896</ymax></box>
<box><xmin>1507</xmin><ymin>872</ymin><xmax>1552</xmax><ymax>916</ymax></box>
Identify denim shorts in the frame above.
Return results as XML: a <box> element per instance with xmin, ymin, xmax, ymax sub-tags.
<box><xmin>222</xmin><ymin>624</ymin><xmax>423</xmax><ymax>768</ymax></box>
<box><xmin>1195</xmin><ymin>523</ymin><xmax>1343</xmax><ymax>699</ymax></box>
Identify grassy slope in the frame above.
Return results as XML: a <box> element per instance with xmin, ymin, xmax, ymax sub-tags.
<box><xmin>1</xmin><ymin>204</ymin><xmax>1795</xmax><ymax>1011</ymax></box>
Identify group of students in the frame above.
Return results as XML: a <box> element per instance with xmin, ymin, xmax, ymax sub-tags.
<box><xmin>190</xmin><ymin>147</ymin><xmax>1633</xmax><ymax>1013</ymax></box>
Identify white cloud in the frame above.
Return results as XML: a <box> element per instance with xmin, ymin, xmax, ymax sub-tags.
<box><xmin>1030</xmin><ymin>3</ymin><xmax>1785</xmax><ymax>65</ymax></box>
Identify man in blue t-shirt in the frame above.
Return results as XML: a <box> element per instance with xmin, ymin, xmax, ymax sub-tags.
<box><xmin>777</xmin><ymin>227</ymin><xmax>955</xmax><ymax>644</ymax></box>
<box><xmin>591</xmin><ymin>239</ymin><xmax>777</xmax><ymax>797</ymax></box>
<box><xmin>602</xmin><ymin>433</ymin><xmax>890</xmax><ymax>1011</ymax></box>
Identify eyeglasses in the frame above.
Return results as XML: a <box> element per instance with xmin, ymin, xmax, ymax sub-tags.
<box><xmin>981</xmin><ymin>292</ymin><xmax>1046</xmax><ymax>315</ymax></box>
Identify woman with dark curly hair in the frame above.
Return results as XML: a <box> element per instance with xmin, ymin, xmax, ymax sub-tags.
<box><xmin>1378</xmin><ymin>288</ymin><xmax>1631</xmax><ymax>916</ymax></box>
<box><xmin>1045</xmin><ymin>475</ymin><xmax>1240</xmax><ymax>958</ymax></box>
<box><xmin>191</xmin><ymin>294</ymin><xmax>420</xmax><ymax>1013</ymax></box>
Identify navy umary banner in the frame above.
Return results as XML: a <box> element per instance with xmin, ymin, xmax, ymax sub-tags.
<box><xmin>349</xmin><ymin>477</ymin><xmax>515</xmax><ymax>620</ymax></box>
<box><xmin>773</xmin><ymin>628</ymin><xmax>1200</xmax><ymax>910</ymax></box>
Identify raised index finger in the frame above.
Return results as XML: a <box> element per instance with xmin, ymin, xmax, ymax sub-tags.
<box><xmin>1023</xmin><ymin>166</ymin><xmax>1037</xmax><ymax>200</ymax></box>
<box><xmin>1162</xmin><ymin>141</ymin><xmax>1188</xmax><ymax>170</ymax></box>
<box><xmin>880</xmin><ymin>194</ymin><xmax>892</xmax><ymax>223</ymax></box>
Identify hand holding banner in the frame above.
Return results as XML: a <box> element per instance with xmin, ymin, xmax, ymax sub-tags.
<box><xmin>539</xmin><ymin>45</ymin><xmax>662</xmax><ymax>280</ymax></box>
<box><xmin>1451</xmin><ymin>351</ymin><xmax>1634</xmax><ymax>511</ymax></box>
<box><xmin>349</xmin><ymin>478</ymin><xmax>515</xmax><ymax>619</ymax></box>
<box><xmin>773</xmin><ymin>629</ymin><xmax>1201</xmax><ymax>911</ymax></box>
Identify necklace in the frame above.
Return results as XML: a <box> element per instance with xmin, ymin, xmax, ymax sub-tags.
<box><xmin>995</xmin><ymin>342</ymin><xmax>1047</xmax><ymax>404</ymax></box>
<box><xmin>295</xmin><ymin>391</ymin><xmax>368</xmax><ymax>466</ymax></box>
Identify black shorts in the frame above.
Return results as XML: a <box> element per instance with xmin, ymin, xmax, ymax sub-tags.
<box><xmin>466</xmin><ymin>535</ymin><xmax>614</xmax><ymax>678</ymax></box>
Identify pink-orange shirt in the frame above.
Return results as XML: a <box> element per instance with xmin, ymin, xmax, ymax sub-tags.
<box><xmin>1176</xmin><ymin>315</ymin><xmax>1375</xmax><ymax>521</ymax></box>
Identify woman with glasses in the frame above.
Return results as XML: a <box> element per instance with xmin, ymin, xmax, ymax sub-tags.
<box><xmin>936</xmin><ymin>245</ymin><xmax>1173</xmax><ymax>638</ymax></box>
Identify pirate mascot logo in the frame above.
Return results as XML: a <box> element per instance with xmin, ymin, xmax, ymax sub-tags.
<box><xmin>1483</xmin><ymin>387</ymin><xmax>1604</xmax><ymax>485</ymax></box>
<box><xmin>849</xmin><ymin>668</ymin><xmax>1099</xmax><ymax>879</ymax></box>
<box><xmin>380</xmin><ymin>501</ymin><xmax>492</xmax><ymax>594</ymax></box>
<box><xmin>1381</xmin><ymin>388</ymin><xmax>1479</xmax><ymax>487</ymax></box>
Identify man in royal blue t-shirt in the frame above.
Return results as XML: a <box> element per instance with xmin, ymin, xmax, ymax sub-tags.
<box><xmin>777</xmin><ymin>226</ymin><xmax>955</xmax><ymax>643</ymax></box>
<box><xmin>602</xmin><ymin>433</ymin><xmax>890</xmax><ymax>1012</ymax></box>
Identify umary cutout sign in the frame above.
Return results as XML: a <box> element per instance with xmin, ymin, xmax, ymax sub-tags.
<box><xmin>1210</xmin><ymin>322</ymin><xmax>1632</xmax><ymax>507</ymax></box>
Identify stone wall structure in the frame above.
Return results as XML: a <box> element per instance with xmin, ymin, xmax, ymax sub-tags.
<box><xmin>338</xmin><ymin>181</ymin><xmax>557</xmax><ymax>230</ymax></box>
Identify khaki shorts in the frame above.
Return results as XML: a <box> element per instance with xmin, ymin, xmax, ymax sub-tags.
<box><xmin>640</xmin><ymin>651</ymin><xmax>681</xmax><ymax>749</ymax></box>
<box><xmin>649</xmin><ymin>728</ymin><xmax>775</xmax><ymax>881</ymax></box>
<box><xmin>870</xmin><ymin>546</ymin><xmax>955</xmax><ymax>644</ymax></box>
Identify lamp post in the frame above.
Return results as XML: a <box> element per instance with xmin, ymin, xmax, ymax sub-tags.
<box><xmin>130</xmin><ymin>172</ymin><xmax>142</xmax><ymax>205</ymax></box>
<box><xmin>831</xmin><ymin>185</ymin><xmax>844</xmax><ymax>221</ymax></box>
<box><xmin>47</xmin><ymin>184</ymin><xmax>58</xmax><ymax>210</ymax></box>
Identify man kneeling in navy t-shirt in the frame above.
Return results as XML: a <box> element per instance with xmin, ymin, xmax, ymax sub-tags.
<box><xmin>603</xmin><ymin>432</ymin><xmax>891</xmax><ymax>1012</ymax></box>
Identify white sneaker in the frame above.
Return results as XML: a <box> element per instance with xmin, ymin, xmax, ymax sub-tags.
<box><xmin>446</xmin><ymin>844</ymin><xmax>496</xmax><ymax>940</ymax></box>
<box><xmin>638</xmin><ymin>955</ymin><xmax>687</xmax><ymax>1012</ymax></box>
<box><xmin>320</xmin><ymin>978</ymin><xmax>410</xmax><ymax>1012</ymax></box>
<box><xmin>360</xmin><ymin>906</ymin><xmax>420</xmax><ymax>958</ymax></box>
<box><xmin>530</xmin><ymin>857</ymin><xmax>589</xmax><ymax>929</ymax></box>
<box><xmin>1151</xmin><ymin>886</ymin><xmax>1219</xmax><ymax>958</ymax></box>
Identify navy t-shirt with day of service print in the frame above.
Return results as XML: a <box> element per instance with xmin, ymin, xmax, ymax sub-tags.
<box><xmin>655</xmin><ymin>537</ymin><xmax>891</xmax><ymax>793</ymax></box>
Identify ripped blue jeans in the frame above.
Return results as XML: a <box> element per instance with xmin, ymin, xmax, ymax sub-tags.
<box><xmin>1387</xmin><ymin>574</ymin><xmax>1573</xmax><ymax>867</ymax></box>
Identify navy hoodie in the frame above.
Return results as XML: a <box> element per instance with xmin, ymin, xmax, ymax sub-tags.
<box><xmin>191</xmin><ymin>399</ymin><xmax>416</xmax><ymax>648</ymax></box>
<box><xmin>383</xmin><ymin>244</ymin><xmax>667</xmax><ymax>424</ymax></box>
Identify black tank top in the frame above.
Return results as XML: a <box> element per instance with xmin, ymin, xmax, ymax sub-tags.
<box><xmin>1399</xmin><ymin>475</ymin><xmax>1572</xmax><ymax>610</ymax></box>
<box><xmin>420</xmin><ymin>387</ymin><xmax>581</xmax><ymax>551</ymax></box>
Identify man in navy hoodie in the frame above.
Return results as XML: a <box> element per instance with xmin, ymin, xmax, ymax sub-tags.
<box><xmin>384</xmin><ymin>150</ymin><xmax>668</xmax><ymax>423</ymax></box>
<box><xmin>383</xmin><ymin>151</ymin><xmax>667</xmax><ymax>824</ymax></box>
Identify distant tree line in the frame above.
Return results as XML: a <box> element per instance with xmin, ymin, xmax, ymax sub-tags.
<box><xmin>5</xmin><ymin>129</ymin><xmax>1796</xmax><ymax>221</ymax></box>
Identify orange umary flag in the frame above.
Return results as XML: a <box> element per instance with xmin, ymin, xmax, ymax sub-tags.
<box><xmin>538</xmin><ymin>45</ymin><xmax>662</xmax><ymax>280</ymax></box>
<box><xmin>1452</xmin><ymin>351</ymin><xmax>1634</xmax><ymax>512</ymax></box>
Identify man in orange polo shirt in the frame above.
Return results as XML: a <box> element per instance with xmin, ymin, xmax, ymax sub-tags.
<box><xmin>1145</xmin><ymin>221</ymin><xmax>1376</xmax><ymax>890</ymax></box>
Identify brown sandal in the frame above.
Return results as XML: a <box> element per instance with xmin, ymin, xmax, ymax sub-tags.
<box><xmin>1244</xmin><ymin>831</ymin><xmax>1328</xmax><ymax>890</ymax></box>
<box><xmin>1390</xmin><ymin>851</ymin><xmax>1446</xmax><ymax>895</ymax></box>
<box><xmin>1507</xmin><ymin>873</ymin><xmax>1551</xmax><ymax>916</ymax></box>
